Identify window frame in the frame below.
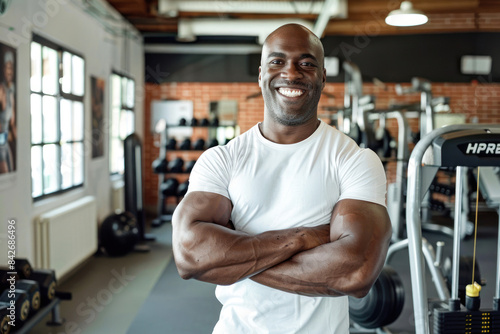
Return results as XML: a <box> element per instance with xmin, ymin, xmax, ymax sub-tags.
<box><xmin>30</xmin><ymin>34</ymin><xmax>86</xmax><ymax>201</ymax></box>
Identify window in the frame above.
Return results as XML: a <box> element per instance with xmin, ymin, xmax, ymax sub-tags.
<box><xmin>30</xmin><ymin>35</ymin><xmax>85</xmax><ymax>199</ymax></box>
<box><xmin>109</xmin><ymin>72</ymin><xmax>135</xmax><ymax>175</ymax></box>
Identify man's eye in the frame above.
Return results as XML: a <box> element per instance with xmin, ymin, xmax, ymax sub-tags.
<box><xmin>301</xmin><ymin>62</ymin><xmax>316</xmax><ymax>67</ymax></box>
<box><xmin>270</xmin><ymin>60</ymin><xmax>283</xmax><ymax>65</ymax></box>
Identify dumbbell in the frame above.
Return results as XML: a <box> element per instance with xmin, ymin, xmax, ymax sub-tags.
<box><xmin>152</xmin><ymin>158</ymin><xmax>169</xmax><ymax>174</ymax></box>
<box><xmin>200</xmin><ymin>118</ymin><xmax>210</xmax><ymax>126</ymax></box>
<box><xmin>27</xmin><ymin>269</ymin><xmax>57</xmax><ymax>306</ymax></box>
<box><xmin>16</xmin><ymin>280</ymin><xmax>41</xmax><ymax>315</ymax></box>
<box><xmin>193</xmin><ymin>139</ymin><xmax>205</xmax><ymax>150</ymax></box>
<box><xmin>0</xmin><ymin>271</ymin><xmax>19</xmax><ymax>293</ymax></box>
<box><xmin>179</xmin><ymin>139</ymin><xmax>191</xmax><ymax>150</ymax></box>
<box><xmin>0</xmin><ymin>304</ymin><xmax>12</xmax><ymax>334</ymax></box>
<box><xmin>168</xmin><ymin>157</ymin><xmax>184</xmax><ymax>173</ymax></box>
<box><xmin>190</xmin><ymin>118</ymin><xmax>198</xmax><ymax>126</ymax></box>
<box><xmin>178</xmin><ymin>118</ymin><xmax>187</xmax><ymax>126</ymax></box>
<box><xmin>211</xmin><ymin>117</ymin><xmax>219</xmax><ymax>127</ymax></box>
<box><xmin>177</xmin><ymin>180</ymin><xmax>189</xmax><ymax>197</ymax></box>
<box><xmin>166</xmin><ymin>138</ymin><xmax>177</xmax><ymax>150</ymax></box>
<box><xmin>161</xmin><ymin>178</ymin><xmax>179</xmax><ymax>197</ymax></box>
<box><xmin>185</xmin><ymin>160</ymin><xmax>196</xmax><ymax>173</ymax></box>
<box><xmin>0</xmin><ymin>289</ymin><xmax>30</xmax><ymax>324</ymax></box>
<box><xmin>208</xmin><ymin>138</ymin><xmax>219</xmax><ymax>148</ymax></box>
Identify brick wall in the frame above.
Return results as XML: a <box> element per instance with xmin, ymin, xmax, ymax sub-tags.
<box><xmin>143</xmin><ymin>81</ymin><xmax>500</xmax><ymax>213</ymax></box>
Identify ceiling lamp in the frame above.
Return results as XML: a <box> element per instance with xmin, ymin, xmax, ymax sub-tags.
<box><xmin>385</xmin><ymin>1</ymin><xmax>428</xmax><ymax>27</ymax></box>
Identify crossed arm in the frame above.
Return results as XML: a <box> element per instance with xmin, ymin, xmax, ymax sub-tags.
<box><xmin>171</xmin><ymin>191</ymin><xmax>392</xmax><ymax>298</ymax></box>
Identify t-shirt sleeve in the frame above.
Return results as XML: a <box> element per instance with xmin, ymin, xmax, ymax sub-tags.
<box><xmin>186</xmin><ymin>146</ymin><xmax>231</xmax><ymax>200</ymax></box>
<box><xmin>337</xmin><ymin>149</ymin><xmax>387</xmax><ymax>207</ymax></box>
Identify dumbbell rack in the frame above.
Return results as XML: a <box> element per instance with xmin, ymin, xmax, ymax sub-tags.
<box><xmin>15</xmin><ymin>297</ymin><xmax>61</xmax><ymax>334</ymax></box>
<box><xmin>152</xmin><ymin>122</ymin><xmax>237</xmax><ymax>226</ymax></box>
<box><xmin>406</xmin><ymin>123</ymin><xmax>500</xmax><ymax>334</ymax></box>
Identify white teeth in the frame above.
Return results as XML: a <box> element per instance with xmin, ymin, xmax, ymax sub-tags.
<box><xmin>278</xmin><ymin>88</ymin><xmax>304</xmax><ymax>97</ymax></box>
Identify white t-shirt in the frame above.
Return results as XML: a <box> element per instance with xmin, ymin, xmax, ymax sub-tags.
<box><xmin>187</xmin><ymin>120</ymin><xmax>387</xmax><ymax>334</ymax></box>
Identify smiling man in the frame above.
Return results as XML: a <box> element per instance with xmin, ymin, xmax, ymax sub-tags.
<box><xmin>172</xmin><ymin>24</ymin><xmax>392</xmax><ymax>333</ymax></box>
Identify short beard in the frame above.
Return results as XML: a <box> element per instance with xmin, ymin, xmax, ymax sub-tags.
<box><xmin>271</xmin><ymin>110</ymin><xmax>316</xmax><ymax>126</ymax></box>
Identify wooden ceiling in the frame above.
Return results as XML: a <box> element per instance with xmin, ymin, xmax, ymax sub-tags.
<box><xmin>105</xmin><ymin>0</ymin><xmax>500</xmax><ymax>37</ymax></box>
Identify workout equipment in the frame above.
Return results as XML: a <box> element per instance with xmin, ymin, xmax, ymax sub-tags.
<box><xmin>207</xmin><ymin>138</ymin><xmax>219</xmax><ymax>148</ymax></box>
<box><xmin>168</xmin><ymin>157</ymin><xmax>184</xmax><ymax>173</ymax></box>
<box><xmin>166</xmin><ymin>138</ymin><xmax>177</xmax><ymax>150</ymax></box>
<box><xmin>200</xmin><ymin>118</ymin><xmax>210</xmax><ymax>126</ymax></box>
<box><xmin>185</xmin><ymin>160</ymin><xmax>196</xmax><ymax>173</ymax></box>
<box><xmin>161</xmin><ymin>178</ymin><xmax>179</xmax><ymax>197</ymax></box>
<box><xmin>152</xmin><ymin>158</ymin><xmax>168</xmax><ymax>174</ymax></box>
<box><xmin>0</xmin><ymin>271</ymin><xmax>19</xmax><ymax>292</ymax></box>
<box><xmin>14</xmin><ymin>259</ymin><xmax>33</xmax><ymax>279</ymax></box>
<box><xmin>210</xmin><ymin>117</ymin><xmax>219</xmax><ymax>127</ymax></box>
<box><xmin>442</xmin><ymin>256</ymin><xmax>483</xmax><ymax>306</ymax></box>
<box><xmin>15</xmin><ymin>280</ymin><xmax>41</xmax><ymax>314</ymax></box>
<box><xmin>177</xmin><ymin>180</ymin><xmax>189</xmax><ymax>197</ymax></box>
<box><xmin>178</xmin><ymin>118</ymin><xmax>187</xmax><ymax>126</ymax></box>
<box><xmin>405</xmin><ymin>124</ymin><xmax>500</xmax><ymax>334</ymax></box>
<box><xmin>124</xmin><ymin>133</ymin><xmax>154</xmax><ymax>243</ymax></box>
<box><xmin>193</xmin><ymin>138</ymin><xmax>205</xmax><ymax>150</ymax></box>
<box><xmin>100</xmin><ymin>212</ymin><xmax>140</xmax><ymax>257</ymax></box>
<box><xmin>0</xmin><ymin>304</ymin><xmax>11</xmax><ymax>334</ymax></box>
<box><xmin>190</xmin><ymin>118</ymin><xmax>198</xmax><ymax>126</ymax></box>
<box><xmin>0</xmin><ymin>289</ymin><xmax>30</xmax><ymax>323</ymax></box>
<box><xmin>179</xmin><ymin>138</ymin><xmax>191</xmax><ymax>150</ymax></box>
<box><xmin>349</xmin><ymin>266</ymin><xmax>405</xmax><ymax>329</ymax></box>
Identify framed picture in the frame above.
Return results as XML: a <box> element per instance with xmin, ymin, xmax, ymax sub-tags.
<box><xmin>0</xmin><ymin>42</ymin><xmax>16</xmax><ymax>174</ymax></box>
<box><xmin>91</xmin><ymin>76</ymin><xmax>105</xmax><ymax>158</ymax></box>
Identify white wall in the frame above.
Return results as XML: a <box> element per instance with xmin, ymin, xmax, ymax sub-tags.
<box><xmin>0</xmin><ymin>0</ymin><xmax>144</xmax><ymax>266</ymax></box>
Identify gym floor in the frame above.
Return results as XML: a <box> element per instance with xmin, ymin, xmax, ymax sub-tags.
<box><xmin>27</xmin><ymin>210</ymin><xmax>498</xmax><ymax>334</ymax></box>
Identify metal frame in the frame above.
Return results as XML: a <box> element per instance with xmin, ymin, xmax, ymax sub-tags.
<box><xmin>406</xmin><ymin>123</ymin><xmax>500</xmax><ymax>334</ymax></box>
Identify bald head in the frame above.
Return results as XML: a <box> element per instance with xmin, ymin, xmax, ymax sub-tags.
<box><xmin>262</xmin><ymin>24</ymin><xmax>325</xmax><ymax>67</ymax></box>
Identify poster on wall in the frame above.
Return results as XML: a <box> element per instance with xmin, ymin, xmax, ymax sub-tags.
<box><xmin>0</xmin><ymin>42</ymin><xmax>16</xmax><ymax>175</ymax></box>
<box><xmin>91</xmin><ymin>76</ymin><xmax>105</xmax><ymax>159</ymax></box>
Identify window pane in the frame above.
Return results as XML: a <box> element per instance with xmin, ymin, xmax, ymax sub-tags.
<box><xmin>111</xmin><ymin>107</ymin><xmax>120</xmax><ymax>137</ymax></box>
<box><xmin>60</xmin><ymin>99</ymin><xmax>72</xmax><ymax>142</ymax></box>
<box><xmin>31</xmin><ymin>94</ymin><xmax>42</xmax><ymax>144</ymax></box>
<box><xmin>31</xmin><ymin>146</ymin><xmax>43</xmax><ymax>197</ymax></box>
<box><xmin>42</xmin><ymin>46</ymin><xmax>58</xmax><ymax>95</ymax></box>
<box><xmin>31</xmin><ymin>42</ymin><xmax>42</xmax><ymax>92</ymax></box>
<box><xmin>111</xmin><ymin>75</ymin><xmax>121</xmax><ymax>109</ymax></box>
<box><xmin>73</xmin><ymin>101</ymin><xmax>84</xmax><ymax>141</ymax></box>
<box><xmin>43</xmin><ymin>144</ymin><xmax>59</xmax><ymax>194</ymax></box>
<box><xmin>121</xmin><ymin>77</ymin><xmax>128</xmax><ymax>106</ymax></box>
<box><xmin>110</xmin><ymin>138</ymin><xmax>123</xmax><ymax>174</ymax></box>
<box><xmin>61</xmin><ymin>143</ymin><xmax>72</xmax><ymax>189</ymax></box>
<box><xmin>43</xmin><ymin>96</ymin><xmax>58</xmax><ymax>143</ymax></box>
<box><xmin>119</xmin><ymin>110</ymin><xmax>130</xmax><ymax>139</ymax></box>
<box><xmin>62</xmin><ymin>52</ymin><xmax>72</xmax><ymax>94</ymax></box>
<box><xmin>126</xmin><ymin>79</ymin><xmax>135</xmax><ymax>108</ymax></box>
<box><xmin>72</xmin><ymin>55</ymin><xmax>84</xmax><ymax>96</ymax></box>
<box><xmin>73</xmin><ymin>143</ymin><xmax>84</xmax><ymax>185</ymax></box>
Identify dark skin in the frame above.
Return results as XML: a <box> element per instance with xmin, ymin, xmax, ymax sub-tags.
<box><xmin>172</xmin><ymin>24</ymin><xmax>392</xmax><ymax>298</ymax></box>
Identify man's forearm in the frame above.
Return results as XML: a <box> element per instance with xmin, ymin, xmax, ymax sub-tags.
<box><xmin>173</xmin><ymin>219</ymin><xmax>330</xmax><ymax>285</ymax></box>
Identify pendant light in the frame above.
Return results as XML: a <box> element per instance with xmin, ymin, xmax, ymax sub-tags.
<box><xmin>385</xmin><ymin>1</ymin><xmax>428</xmax><ymax>27</ymax></box>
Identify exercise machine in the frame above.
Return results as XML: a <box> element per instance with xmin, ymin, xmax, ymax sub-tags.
<box><xmin>406</xmin><ymin>124</ymin><xmax>500</xmax><ymax>334</ymax></box>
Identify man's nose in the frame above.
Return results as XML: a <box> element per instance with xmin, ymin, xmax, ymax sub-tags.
<box><xmin>281</xmin><ymin>62</ymin><xmax>303</xmax><ymax>81</ymax></box>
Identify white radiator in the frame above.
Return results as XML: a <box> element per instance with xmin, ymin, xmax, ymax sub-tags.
<box><xmin>36</xmin><ymin>196</ymin><xmax>98</xmax><ymax>278</ymax></box>
<box><xmin>112</xmin><ymin>180</ymin><xmax>125</xmax><ymax>212</ymax></box>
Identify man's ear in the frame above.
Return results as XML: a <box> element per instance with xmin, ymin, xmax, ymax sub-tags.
<box><xmin>258</xmin><ymin>66</ymin><xmax>262</xmax><ymax>87</ymax></box>
<box><xmin>322</xmin><ymin>67</ymin><xmax>326</xmax><ymax>89</ymax></box>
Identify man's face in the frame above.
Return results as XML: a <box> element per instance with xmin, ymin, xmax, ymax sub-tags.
<box><xmin>259</xmin><ymin>30</ymin><xmax>326</xmax><ymax>126</ymax></box>
<box><xmin>4</xmin><ymin>61</ymin><xmax>13</xmax><ymax>85</ymax></box>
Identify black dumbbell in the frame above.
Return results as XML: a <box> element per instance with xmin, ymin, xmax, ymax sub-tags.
<box><xmin>0</xmin><ymin>289</ymin><xmax>30</xmax><ymax>324</ymax></box>
<box><xmin>211</xmin><ymin>117</ymin><xmax>219</xmax><ymax>127</ymax></box>
<box><xmin>200</xmin><ymin>118</ymin><xmax>210</xmax><ymax>126</ymax></box>
<box><xmin>178</xmin><ymin>118</ymin><xmax>187</xmax><ymax>126</ymax></box>
<box><xmin>168</xmin><ymin>157</ymin><xmax>184</xmax><ymax>173</ymax></box>
<box><xmin>14</xmin><ymin>259</ymin><xmax>32</xmax><ymax>280</ymax></box>
<box><xmin>28</xmin><ymin>269</ymin><xmax>57</xmax><ymax>306</ymax></box>
<box><xmin>208</xmin><ymin>138</ymin><xmax>219</xmax><ymax>148</ymax></box>
<box><xmin>152</xmin><ymin>158</ymin><xmax>169</xmax><ymax>174</ymax></box>
<box><xmin>161</xmin><ymin>178</ymin><xmax>179</xmax><ymax>197</ymax></box>
<box><xmin>16</xmin><ymin>280</ymin><xmax>41</xmax><ymax>315</ymax></box>
<box><xmin>179</xmin><ymin>139</ymin><xmax>191</xmax><ymax>150</ymax></box>
<box><xmin>0</xmin><ymin>304</ymin><xmax>12</xmax><ymax>334</ymax></box>
<box><xmin>185</xmin><ymin>160</ymin><xmax>196</xmax><ymax>173</ymax></box>
<box><xmin>177</xmin><ymin>180</ymin><xmax>189</xmax><ymax>197</ymax></box>
<box><xmin>190</xmin><ymin>118</ymin><xmax>198</xmax><ymax>126</ymax></box>
<box><xmin>0</xmin><ymin>270</ymin><xmax>19</xmax><ymax>293</ymax></box>
<box><xmin>193</xmin><ymin>139</ymin><xmax>205</xmax><ymax>150</ymax></box>
<box><xmin>166</xmin><ymin>138</ymin><xmax>177</xmax><ymax>150</ymax></box>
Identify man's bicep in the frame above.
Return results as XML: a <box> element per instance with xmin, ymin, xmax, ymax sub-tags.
<box><xmin>174</xmin><ymin>191</ymin><xmax>232</xmax><ymax>228</ymax></box>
